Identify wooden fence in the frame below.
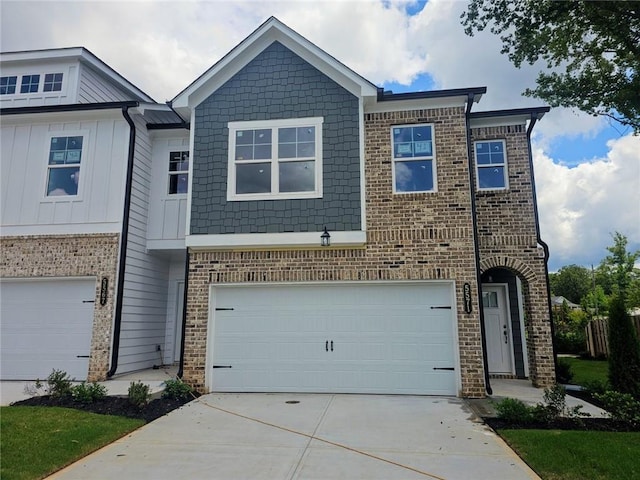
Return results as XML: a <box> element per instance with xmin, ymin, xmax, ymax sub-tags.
<box><xmin>586</xmin><ymin>315</ymin><xmax>640</xmax><ymax>358</ymax></box>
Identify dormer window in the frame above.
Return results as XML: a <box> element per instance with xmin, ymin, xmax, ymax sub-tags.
<box><xmin>0</xmin><ymin>76</ymin><xmax>17</xmax><ymax>95</ymax></box>
<box><xmin>20</xmin><ymin>74</ymin><xmax>40</xmax><ymax>93</ymax></box>
<box><xmin>43</xmin><ymin>73</ymin><xmax>63</xmax><ymax>92</ymax></box>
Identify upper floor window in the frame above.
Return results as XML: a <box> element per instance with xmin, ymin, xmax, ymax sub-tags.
<box><xmin>43</xmin><ymin>73</ymin><xmax>63</xmax><ymax>92</ymax></box>
<box><xmin>227</xmin><ymin>117</ymin><xmax>323</xmax><ymax>201</ymax></box>
<box><xmin>20</xmin><ymin>74</ymin><xmax>40</xmax><ymax>93</ymax></box>
<box><xmin>392</xmin><ymin>124</ymin><xmax>436</xmax><ymax>193</ymax></box>
<box><xmin>475</xmin><ymin>140</ymin><xmax>508</xmax><ymax>190</ymax></box>
<box><xmin>0</xmin><ymin>76</ymin><xmax>17</xmax><ymax>95</ymax></box>
<box><xmin>169</xmin><ymin>151</ymin><xmax>189</xmax><ymax>194</ymax></box>
<box><xmin>46</xmin><ymin>136</ymin><xmax>83</xmax><ymax>197</ymax></box>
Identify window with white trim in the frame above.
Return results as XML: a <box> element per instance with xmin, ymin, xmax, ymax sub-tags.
<box><xmin>20</xmin><ymin>74</ymin><xmax>40</xmax><ymax>93</ymax></box>
<box><xmin>168</xmin><ymin>151</ymin><xmax>189</xmax><ymax>194</ymax></box>
<box><xmin>46</xmin><ymin>136</ymin><xmax>83</xmax><ymax>197</ymax></box>
<box><xmin>227</xmin><ymin>117</ymin><xmax>323</xmax><ymax>200</ymax></box>
<box><xmin>43</xmin><ymin>73</ymin><xmax>64</xmax><ymax>92</ymax></box>
<box><xmin>0</xmin><ymin>76</ymin><xmax>17</xmax><ymax>95</ymax></box>
<box><xmin>392</xmin><ymin>124</ymin><xmax>436</xmax><ymax>193</ymax></box>
<box><xmin>475</xmin><ymin>140</ymin><xmax>508</xmax><ymax>190</ymax></box>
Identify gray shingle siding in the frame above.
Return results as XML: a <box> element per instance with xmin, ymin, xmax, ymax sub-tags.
<box><xmin>191</xmin><ymin>41</ymin><xmax>361</xmax><ymax>235</ymax></box>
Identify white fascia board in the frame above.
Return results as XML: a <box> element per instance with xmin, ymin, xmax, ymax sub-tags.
<box><xmin>173</xmin><ymin>18</ymin><xmax>377</xmax><ymax>110</ymax></box>
<box><xmin>132</xmin><ymin>103</ymin><xmax>173</xmax><ymax>115</ymax></box>
<box><xmin>364</xmin><ymin>95</ymin><xmax>468</xmax><ymax>113</ymax></box>
<box><xmin>469</xmin><ymin>115</ymin><xmax>529</xmax><ymax>129</ymax></box>
<box><xmin>186</xmin><ymin>231</ymin><xmax>366</xmax><ymax>250</ymax></box>
<box><xmin>0</xmin><ymin>47</ymin><xmax>85</xmax><ymax>63</ymax></box>
<box><xmin>0</xmin><ymin>223</ymin><xmax>121</xmax><ymax>236</ymax></box>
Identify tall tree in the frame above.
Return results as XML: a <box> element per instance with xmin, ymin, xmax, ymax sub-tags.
<box><xmin>549</xmin><ymin>264</ymin><xmax>592</xmax><ymax>304</ymax></box>
<box><xmin>599</xmin><ymin>232</ymin><xmax>640</xmax><ymax>299</ymax></box>
<box><xmin>461</xmin><ymin>1</ymin><xmax>640</xmax><ymax>132</ymax></box>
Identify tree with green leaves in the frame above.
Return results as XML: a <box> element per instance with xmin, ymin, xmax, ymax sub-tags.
<box><xmin>461</xmin><ymin>1</ymin><xmax>640</xmax><ymax>133</ymax></box>
<box><xmin>599</xmin><ymin>232</ymin><xmax>640</xmax><ymax>298</ymax></box>
<box><xmin>549</xmin><ymin>264</ymin><xmax>592</xmax><ymax>304</ymax></box>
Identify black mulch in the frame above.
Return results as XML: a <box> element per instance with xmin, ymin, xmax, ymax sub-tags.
<box><xmin>483</xmin><ymin>416</ymin><xmax>639</xmax><ymax>432</ymax></box>
<box><xmin>11</xmin><ymin>394</ymin><xmax>199</xmax><ymax>423</ymax></box>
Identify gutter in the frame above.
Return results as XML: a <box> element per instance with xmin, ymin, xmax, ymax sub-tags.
<box><xmin>525</xmin><ymin>112</ymin><xmax>559</xmax><ymax>382</ymax></box>
<box><xmin>465</xmin><ymin>93</ymin><xmax>493</xmax><ymax>396</ymax></box>
<box><xmin>0</xmin><ymin>101</ymin><xmax>138</xmax><ymax>116</ymax></box>
<box><xmin>177</xmin><ymin>249</ymin><xmax>190</xmax><ymax>379</ymax></box>
<box><xmin>107</xmin><ymin>105</ymin><xmax>137</xmax><ymax>378</ymax></box>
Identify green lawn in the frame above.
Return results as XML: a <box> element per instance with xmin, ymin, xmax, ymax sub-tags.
<box><xmin>562</xmin><ymin>357</ymin><xmax>609</xmax><ymax>387</ymax></box>
<box><xmin>500</xmin><ymin>429</ymin><xmax>640</xmax><ymax>480</ymax></box>
<box><xmin>0</xmin><ymin>406</ymin><xmax>144</xmax><ymax>480</ymax></box>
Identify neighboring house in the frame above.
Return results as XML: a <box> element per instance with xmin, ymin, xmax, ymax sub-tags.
<box><xmin>0</xmin><ymin>17</ymin><xmax>555</xmax><ymax>397</ymax></box>
<box><xmin>551</xmin><ymin>296</ymin><xmax>581</xmax><ymax>310</ymax></box>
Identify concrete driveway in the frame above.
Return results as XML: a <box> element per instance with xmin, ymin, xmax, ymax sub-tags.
<box><xmin>48</xmin><ymin>393</ymin><xmax>539</xmax><ymax>480</ymax></box>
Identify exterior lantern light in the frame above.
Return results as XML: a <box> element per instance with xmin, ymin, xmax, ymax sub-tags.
<box><xmin>320</xmin><ymin>226</ymin><xmax>331</xmax><ymax>247</ymax></box>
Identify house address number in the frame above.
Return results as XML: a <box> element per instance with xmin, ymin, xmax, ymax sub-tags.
<box><xmin>463</xmin><ymin>283</ymin><xmax>472</xmax><ymax>313</ymax></box>
<box><xmin>100</xmin><ymin>277</ymin><xmax>108</xmax><ymax>306</ymax></box>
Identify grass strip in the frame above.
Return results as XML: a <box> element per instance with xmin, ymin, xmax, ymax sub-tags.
<box><xmin>1</xmin><ymin>406</ymin><xmax>144</xmax><ymax>480</ymax></box>
<box><xmin>499</xmin><ymin>429</ymin><xmax>640</xmax><ymax>480</ymax></box>
<box><xmin>562</xmin><ymin>357</ymin><xmax>609</xmax><ymax>386</ymax></box>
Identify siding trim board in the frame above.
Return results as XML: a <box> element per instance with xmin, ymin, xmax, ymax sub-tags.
<box><xmin>186</xmin><ymin>230</ymin><xmax>366</xmax><ymax>250</ymax></box>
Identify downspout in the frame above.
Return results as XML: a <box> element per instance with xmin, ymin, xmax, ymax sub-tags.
<box><xmin>177</xmin><ymin>249</ymin><xmax>189</xmax><ymax>379</ymax></box>
<box><xmin>465</xmin><ymin>93</ymin><xmax>492</xmax><ymax>395</ymax></box>
<box><xmin>107</xmin><ymin>106</ymin><xmax>137</xmax><ymax>378</ymax></box>
<box><xmin>525</xmin><ymin>114</ymin><xmax>559</xmax><ymax>381</ymax></box>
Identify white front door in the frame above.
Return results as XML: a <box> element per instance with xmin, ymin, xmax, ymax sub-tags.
<box><xmin>482</xmin><ymin>285</ymin><xmax>513</xmax><ymax>374</ymax></box>
<box><xmin>208</xmin><ymin>282</ymin><xmax>458</xmax><ymax>395</ymax></box>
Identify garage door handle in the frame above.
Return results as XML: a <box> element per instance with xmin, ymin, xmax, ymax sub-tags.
<box><xmin>82</xmin><ymin>300</ymin><xmax>95</xmax><ymax>303</ymax></box>
<box><xmin>331</xmin><ymin>340</ymin><xmax>333</xmax><ymax>352</ymax></box>
<box><xmin>433</xmin><ymin>367</ymin><xmax>455</xmax><ymax>371</ymax></box>
<box><xmin>326</xmin><ymin>340</ymin><xmax>328</xmax><ymax>352</ymax></box>
<box><xmin>76</xmin><ymin>355</ymin><xmax>90</xmax><ymax>358</ymax></box>
<box><xmin>215</xmin><ymin>307</ymin><xmax>234</xmax><ymax>311</ymax></box>
<box><xmin>430</xmin><ymin>306</ymin><xmax>451</xmax><ymax>310</ymax></box>
<box><xmin>213</xmin><ymin>365</ymin><xmax>232</xmax><ymax>369</ymax></box>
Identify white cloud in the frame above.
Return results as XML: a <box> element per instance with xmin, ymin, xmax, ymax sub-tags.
<box><xmin>535</xmin><ymin>134</ymin><xmax>640</xmax><ymax>270</ymax></box>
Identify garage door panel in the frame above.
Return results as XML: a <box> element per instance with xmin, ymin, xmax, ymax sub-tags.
<box><xmin>210</xmin><ymin>283</ymin><xmax>456</xmax><ymax>395</ymax></box>
<box><xmin>1</xmin><ymin>279</ymin><xmax>95</xmax><ymax>380</ymax></box>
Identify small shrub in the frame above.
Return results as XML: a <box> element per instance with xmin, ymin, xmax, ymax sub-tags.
<box><xmin>162</xmin><ymin>378</ymin><xmax>193</xmax><ymax>400</ymax></box>
<box><xmin>582</xmin><ymin>379</ymin><xmax>609</xmax><ymax>396</ymax></box>
<box><xmin>128</xmin><ymin>381</ymin><xmax>151</xmax><ymax>407</ymax></box>
<box><xmin>495</xmin><ymin>398</ymin><xmax>533</xmax><ymax>424</ymax></box>
<box><xmin>556</xmin><ymin>358</ymin><xmax>574</xmax><ymax>384</ymax></box>
<box><xmin>47</xmin><ymin>369</ymin><xmax>73</xmax><ymax>398</ymax></box>
<box><xmin>72</xmin><ymin>382</ymin><xmax>108</xmax><ymax>403</ymax></box>
<box><xmin>540</xmin><ymin>384</ymin><xmax>588</xmax><ymax>420</ymax></box>
<box><xmin>594</xmin><ymin>391</ymin><xmax>640</xmax><ymax>426</ymax></box>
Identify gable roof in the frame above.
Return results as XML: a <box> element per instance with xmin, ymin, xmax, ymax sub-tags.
<box><xmin>0</xmin><ymin>47</ymin><xmax>156</xmax><ymax>103</ymax></box>
<box><xmin>171</xmin><ymin>17</ymin><xmax>379</xmax><ymax>117</ymax></box>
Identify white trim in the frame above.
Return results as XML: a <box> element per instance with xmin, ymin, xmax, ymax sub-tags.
<box><xmin>146</xmin><ymin>239</ymin><xmax>186</xmax><ymax>250</ymax></box>
<box><xmin>185</xmin><ymin>109</ymin><xmax>196</xmax><ymax>238</ymax></box>
<box><xmin>474</xmin><ymin>139</ymin><xmax>509</xmax><ymax>192</ymax></box>
<box><xmin>391</xmin><ymin>123</ymin><xmax>438</xmax><ymax>194</ymax></box>
<box><xmin>358</xmin><ymin>97</ymin><xmax>367</xmax><ymax>232</ymax></box>
<box><xmin>186</xmin><ymin>230</ymin><xmax>366</xmax><ymax>249</ymax></box>
<box><xmin>364</xmin><ymin>96</ymin><xmax>468</xmax><ymax>113</ymax></box>
<box><xmin>516</xmin><ymin>276</ymin><xmax>530</xmax><ymax>378</ymax></box>
<box><xmin>0</xmin><ymin>223</ymin><xmax>121</xmax><ymax>236</ymax></box>
<box><xmin>0</xmin><ymin>275</ymin><xmax>96</xmax><ymax>284</ymax></box>
<box><xmin>205</xmin><ymin>280</ymin><xmax>460</xmax><ymax>395</ymax></box>
<box><xmin>227</xmin><ymin>117</ymin><xmax>323</xmax><ymax>201</ymax></box>
<box><xmin>469</xmin><ymin>115</ymin><xmax>529</xmax><ymax>129</ymax></box>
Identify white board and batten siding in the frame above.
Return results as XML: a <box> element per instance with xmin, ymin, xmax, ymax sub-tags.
<box><xmin>207</xmin><ymin>282</ymin><xmax>460</xmax><ymax>396</ymax></box>
<box><xmin>147</xmin><ymin>134</ymin><xmax>190</xmax><ymax>249</ymax></box>
<box><xmin>117</xmin><ymin>115</ymin><xmax>173</xmax><ymax>373</ymax></box>
<box><xmin>0</xmin><ymin>112</ymin><xmax>129</xmax><ymax>235</ymax></box>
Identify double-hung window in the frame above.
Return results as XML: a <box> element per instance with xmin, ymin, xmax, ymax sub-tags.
<box><xmin>392</xmin><ymin>124</ymin><xmax>436</xmax><ymax>193</ymax></box>
<box><xmin>46</xmin><ymin>135</ymin><xmax>83</xmax><ymax>197</ymax></box>
<box><xmin>227</xmin><ymin>117</ymin><xmax>323</xmax><ymax>200</ymax></box>
<box><xmin>475</xmin><ymin>140</ymin><xmax>508</xmax><ymax>190</ymax></box>
<box><xmin>0</xmin><ymin>76</ymin><xmax>17</xmax><ymax>95</ymax></box>
<box><xmin>168</xmin><ymin>151</ymin><xmax>189</xmax><ymax>194</ymax></box>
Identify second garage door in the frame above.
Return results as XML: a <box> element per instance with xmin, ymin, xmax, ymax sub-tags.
<box><xmin>208</xmin><ymin>282</ymin><xmax>457</xmax><ymax>395</ymax></box>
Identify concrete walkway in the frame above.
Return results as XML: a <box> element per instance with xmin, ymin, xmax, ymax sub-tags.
<box><xmin>47</xmin><ymin>393</ymin><xmax>540</xmax><ymax>480</ymax></box>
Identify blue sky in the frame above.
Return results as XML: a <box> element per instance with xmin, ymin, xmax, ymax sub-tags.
<box><xmin>2</xmin><ymin>0</ymin><xmax>638</xmax><ymax>271</ymax></box>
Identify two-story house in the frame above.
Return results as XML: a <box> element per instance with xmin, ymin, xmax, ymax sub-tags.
<box><xmin>0</xmin><ymin>17</ymin><xmax>555</xmax><ymax>397</ymax></box>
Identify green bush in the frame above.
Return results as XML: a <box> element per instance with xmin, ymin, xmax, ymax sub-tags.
<box><xmin>582</xmin><ymin>379</ymin><xmax>609</xmax><ymax>396</ymax></box>
<box><xmin>46</xmin><ymin>369</ymin><xmax>73</xmax><ymax>398</ymax></box>
<box><xmin>608</xmin><ymin>294</ymin><xmax>640</xmax><ymax>399</ymax></box>
<box><xmin>162</xmin><ymin>378</ymin><xmax>193</xmax><ymax>400</ymax></box>
<box><xmin>555</xmin><ymin>358</ymin><xmax>574</xmax><ymax>384</ymax></box>
<box><xmin>594</xmin><ymin>391</ymin><xmax>640</xmax><ymax>426</ymax></box>
<box><xmin>71</xmin><ymin>382</ymin><xmax>108</xmax><ymax>403</ymax></box>
<box><xmin>495</xmin><ymin>398</ymin><xmax>533</xmax><ymax>424</ymax></box>
<box><xmin>128</xmin><ymin>381</ymin><xmax>150</xmax><ymax>407</ymax></box>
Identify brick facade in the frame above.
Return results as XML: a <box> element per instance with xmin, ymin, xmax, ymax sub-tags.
<box><xmin>0</xmin><ymin>234</ymin><xmax>120</xmax><ymax>381</ymax></box>
<box><xmin>183</xmin><ymin>107</ymin><xmax>491</xmax><ymax>398</ymax></box>
<box><xmin>472</xmin><ymin>125</ymin><xmax>555</xmax><ymax>387</ymax></box>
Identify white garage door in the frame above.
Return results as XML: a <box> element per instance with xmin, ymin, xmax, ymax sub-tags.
<box><xmin>0</xmin><ymin>279</ymin><xmax>96</xmax><ymax>380</ymax></box>
<box><xmin>209</xmin><ymin>283</ymin><xmax>457</xmax><ymax>395</ymax></box>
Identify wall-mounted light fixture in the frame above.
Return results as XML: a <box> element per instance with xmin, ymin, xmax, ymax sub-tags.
<box><xmin>320</xmin><ymin>226</ymin><xmax>331</xmax><ymax>247</ymax></box>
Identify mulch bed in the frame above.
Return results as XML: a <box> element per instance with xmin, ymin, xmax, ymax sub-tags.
<box><xmin>11</xmin><ymin>394</ymin><xmax>198</xmax><ymax>423</ymax></box>
<box><xmin>483</xmin><ymin>416</ymin><xmax>639</xmax><ymax>432</ymax></box>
